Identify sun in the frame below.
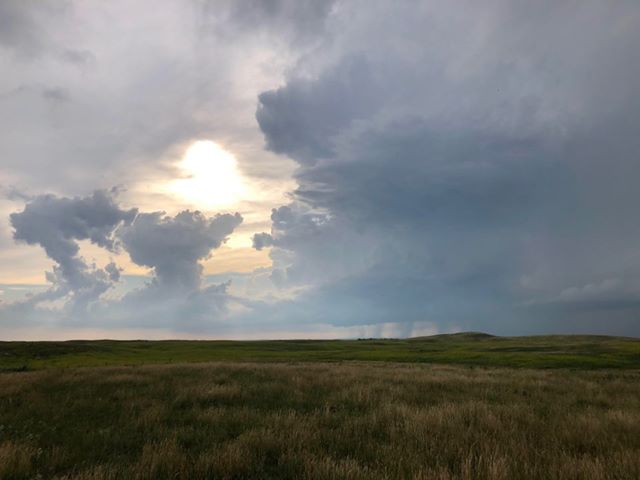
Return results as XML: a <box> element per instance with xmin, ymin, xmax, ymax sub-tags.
<box><xmin>168</xmin><ymin>140</ymin><xmax>246</xmax><ymax>210</ymax></box>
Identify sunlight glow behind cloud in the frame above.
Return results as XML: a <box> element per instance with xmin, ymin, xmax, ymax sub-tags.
<box><xmin>167</xmin><ymin>141</ymin><xmax>247</xmax><ymax>210</ymax></box>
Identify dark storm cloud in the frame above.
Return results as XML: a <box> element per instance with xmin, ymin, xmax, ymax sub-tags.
<box><xmin>294</xmin><ymin>122</ymin><xmax>560</xmax><ymax>228</ymax></box>
<box><xmin>253</xmin><ymin>1</ymin><xmax>640</xmax><ymax>335</ymax></box>
<box><xmin>256</xmin><ymin>56</ymin><xmax>378</xmax><ymax>164</ymax></box>
<box><xmin>119</xmin><ymin>210</ymin><xmax>242</xmax><ymax>290</ymax></box>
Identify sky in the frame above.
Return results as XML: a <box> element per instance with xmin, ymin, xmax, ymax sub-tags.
<box><xmin>1</xmin><ymin>0</ymin><xmax>640</xmax><ymax>340</ymax></box>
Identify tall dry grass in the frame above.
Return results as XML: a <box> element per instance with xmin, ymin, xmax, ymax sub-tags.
<box><xmin>0</xmin><ymin>362</ymin><xmax>639</xmax><ymax>479</ymax></box>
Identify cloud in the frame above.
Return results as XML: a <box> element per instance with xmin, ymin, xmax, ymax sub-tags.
<box><xmin>8</xmin><ymin>190</ymin><xmax>137</xmax><ymax>309</ymax></box>
<box><xmin>119</xmin><ymin>210</ymin><xmax>242</xmax><ymax>290</ymax></box>
<box><xmin>251</xmin><ymin>0</ymin><xmax>640</xmax><ymax>335</ymax></box>
<box><xmin>41</xmin><ymin>87</ymin><xmax>71</xmax><ymax>103</ymax></box>
<box><xmin>2</xmin><ymin>192</ymin><xmax>244</xmax><ymax>333</ymax></box>
<box><xmin>0</xmin><ymin>1</ymin><xmax>64</xmax><ymax>57</ymax></box>
<box><xmin>199</xmin><ymin>0</ymin><xmax>336</xmax><ymax>45</ymax></box>
<box><xmin>93</xmin><ymin>279</ymin><xmax>234</xmax><ymax>333</ymax></box>
<box><xmin>60</xmin><ymin>49</ymin><xmax>95</xmax><ymax>66</ymax></box>
<box><xmin>0</xmin><ymin>1</ymin><xmax>34</xmax><ymax>50</ymax></box>
<box><xmin>3</xmin><ymin>0</ymin><xmax>640</xmax><ymax>338</ymax></box>
<box><xmin>256</xmin><ymin>56</ymin><xmax>378</xmax><ymax>164</ymax></box>
<box><xmin>10</xmin><ymin>190</ymin><xmax>136</xmax><ymax>263</ymax></box>
<box><xmin>252</xmin><ymin>232</ymin><xmax>273</xmax><ymax>251</ymax></box>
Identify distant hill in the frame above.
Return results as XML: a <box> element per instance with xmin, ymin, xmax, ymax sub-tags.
<box><xmin>409</xmin><ymin>331</ymin><xmax>496</xmax><ymax>341</ymax></box>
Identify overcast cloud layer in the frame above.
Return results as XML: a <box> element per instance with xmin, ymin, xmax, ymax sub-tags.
<box><xmin>1</xmin><ymin>0</ymin><xmax>640</xmax><ymax>338</ymax></box>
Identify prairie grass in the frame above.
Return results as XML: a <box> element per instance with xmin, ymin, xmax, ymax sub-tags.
<box><xmin>1</xmin><ymin>362</ymin><xmax>639</xmax><ymax>479</ymax></box>
<box><xmin>2</xmin><ymin>333</ymin><xmax>640</xmax><ymax>370</ymax></box>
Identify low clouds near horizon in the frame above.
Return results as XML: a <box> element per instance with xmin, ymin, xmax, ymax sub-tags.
<box><xmin>2</xmin><ymin>0</ymin><xmax>640</xmax><ymax>339</ymax></box>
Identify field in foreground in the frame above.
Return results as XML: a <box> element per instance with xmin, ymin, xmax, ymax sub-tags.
<box><xmin>2</xmin><ymin>332</ymin><xmax>640</xmax><ymax>370</ymax></box>
<box><xmin>1</xmin><ymin>362</ymin><xmax>640</xmax><ymax>480</ymax></box>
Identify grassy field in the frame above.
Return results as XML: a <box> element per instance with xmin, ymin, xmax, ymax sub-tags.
<box><xmin>2</xmin><ymin>332</ymin><xmax>640</xmax><ymax>371</ymax></box>
<box><xmin>1</xmin><ymin>333</ymin><xmax>640</xmax><ymax>479</ymax></box>
<box><xmin>1</xmin><ymin>361</ymin><xmax>640</xmax><ymax>479</ymax></box>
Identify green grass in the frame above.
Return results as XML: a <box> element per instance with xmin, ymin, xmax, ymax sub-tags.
<box><xmin>1</xmin><ymin>332</ymin><xmax>639</xmax><ymax>371</ymax></box>
<box><xmin>2</xmin><ymin>334</ymin><xmax>640</xmax><ymax>479</ymax></box>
